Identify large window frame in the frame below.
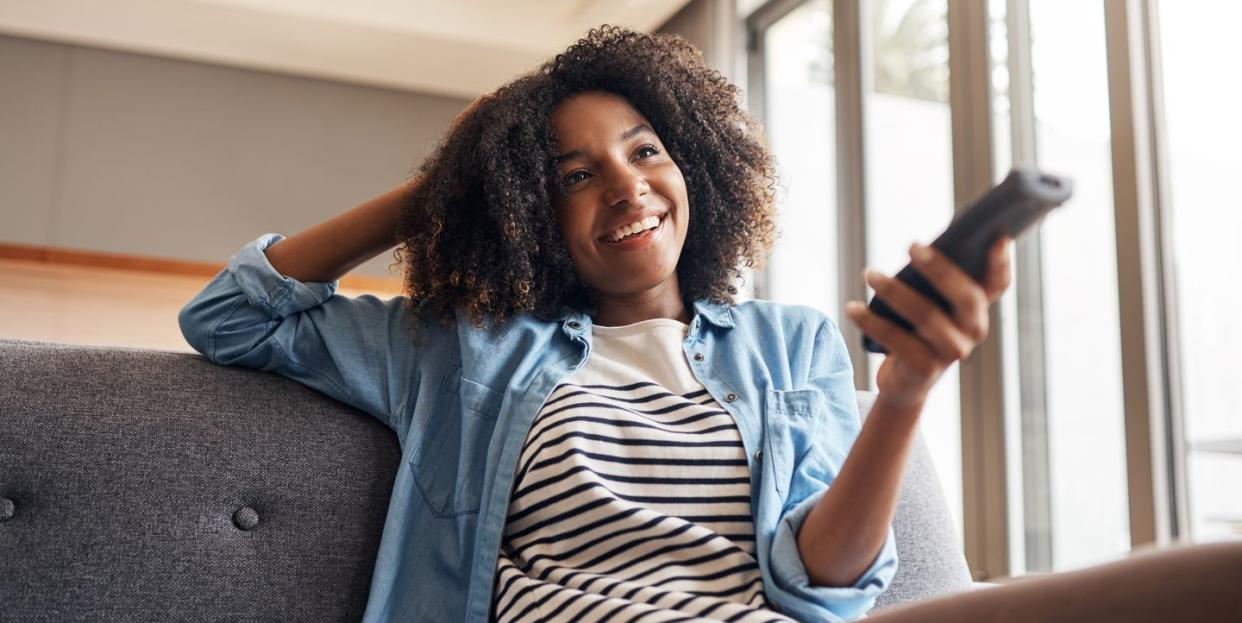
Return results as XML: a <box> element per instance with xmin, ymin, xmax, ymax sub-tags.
<box><xmin>744</xmin><ymin>0</ymin><xmax>1190</xmax><ymax>580</ymax></box>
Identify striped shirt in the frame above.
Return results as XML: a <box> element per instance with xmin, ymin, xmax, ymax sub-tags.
<box><xmin>491</xmin><ymin>317</ymin><xmax>794</xmax><ymax>623</ymax></box>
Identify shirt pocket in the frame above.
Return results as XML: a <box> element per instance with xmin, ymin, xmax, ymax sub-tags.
<box><xmin>409</xmin><ymin>365</ymin><xmax>504</xmax><ymax>517</ymax></box>
<box><xmin>762</xmin><ymin>388</ymin><xmax>826</xmax><ymax>502</ymax></box>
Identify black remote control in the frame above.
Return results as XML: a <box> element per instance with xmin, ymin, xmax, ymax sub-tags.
<box><xmin>863</xmin><ymin>167</ymin><xmax>1072</xmax><ymax>354</ymax></box>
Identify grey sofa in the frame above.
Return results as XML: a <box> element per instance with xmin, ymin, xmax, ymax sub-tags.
<box><xmin>0</xmin><ymin>338</ymin><xmax>973</xmax><ymax>621</ymax></box>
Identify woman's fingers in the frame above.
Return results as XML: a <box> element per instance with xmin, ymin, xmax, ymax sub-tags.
<box><xmin>908</xmin><ymin>243</ymin><xmax>990</xmax><ymax>342</ymax></box>
<box><xmin>845</xmin><ymin>300</ymin><xmax>937</xmax><ymax>374</ymax></box>
<box><xmin>983</xmin><ymin>236</ymin><xmax>1013</xmax><ymax>302</ymax></box>
<box><xmin>864</xmin><ymin>269</ymin><xmax>976</xmax><ymax>361</ymax></box>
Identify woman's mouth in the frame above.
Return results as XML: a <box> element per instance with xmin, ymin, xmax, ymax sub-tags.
<box><xmin>599</xmin><ymin>214</ymin><xmax>667</xmax><ymax>250</ymax></box>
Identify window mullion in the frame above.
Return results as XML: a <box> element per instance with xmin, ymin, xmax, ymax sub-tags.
<box><xmin>1004</xmin><ymin>0</ymin><xmax>1055</xmax><ymax>573</ymax></box>
<box><xmin>1101</xmin><ymin>0</ymin><xmax>1180</xmax><ymax>547</ymax></box>
<box><xmin>948</xmin><ymin>0</ymin><xmax>1010</xmax><ymax>581</ymax></box>
<box><xmin>1139</xmin><ymin>0</ymin><xmax>1190</xmax><ymax>541</ymax></box>
<box><xmin>832</xmin><ymin>0</ymin><xmax>870</xmax><ymax>389</ymax></box>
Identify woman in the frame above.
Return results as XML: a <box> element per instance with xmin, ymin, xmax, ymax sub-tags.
<box><xmin>179</xmin><ymin>26</ymin><xmax>1239</xmax><ymax>623</ymax></box>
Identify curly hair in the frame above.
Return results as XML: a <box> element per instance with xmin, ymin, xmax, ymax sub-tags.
<box><xmin>393</xmin><ymin>25</ymin><xmax>777</xmax><ymax>333</ymax></box>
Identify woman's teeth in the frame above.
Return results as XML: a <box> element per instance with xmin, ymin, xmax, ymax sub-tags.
<box><xmin>606</xmin><ymin>215</ymin><xmax>661</xmax><ymax>242</ymax></box>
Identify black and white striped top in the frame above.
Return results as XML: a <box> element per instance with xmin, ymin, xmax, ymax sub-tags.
<box><xmin>491</xmin><ymin>318</ymin><xmax>793</xmax><ymax>623</ymax></box>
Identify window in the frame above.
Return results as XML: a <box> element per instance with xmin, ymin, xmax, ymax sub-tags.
<box><xmin>746</xmin><ymin>0</ymin><xmax>1238</xmax><ymax>580</ymax></box>
<box><xmin>1157</xmin><ymin>1</ymin><xmax>1242</xmax><ymax>542</ymax></box>
<box><xmin>1025</xmin><ymin>0</ymin><xmax>1132</xmax><ymax>572</ymax></box>
<box><xmin>862</xmin><ymin>0</ymin><xmax>962</xmax><ymax>535</ymax></box>
<box><xmin>758</xmin><ymin>0</ymin><xmax>838</xmax><ymax>318</ymax></box>
<box><xmin>990</xmin><ymin>0</ymin><xmax>1132</xmax><ymax>574</ymax></box>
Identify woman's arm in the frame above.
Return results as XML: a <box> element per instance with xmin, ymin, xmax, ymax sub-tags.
<box><xmin>795</xmin><ymin>394</ymin><xmax>921</xmax><ymax>587</ymax></box>
<box><xmin>796</xmin><ymin>236</ymin><xmax>1013</xmax><ymax>587</ymax></box>
<box><xmin>179</xmin><ymin>96</ymin><xmax>489</xmax><ymax>441</ymax></box>
<box><xmin>263</xmin><ymin>179</ymin><xmax>414</xmax><ymax>283</ymax></box>
<box><xmin>177</xmin><ymin>181</ymin><xmax>420</xmax><ymax>435</ymax></box>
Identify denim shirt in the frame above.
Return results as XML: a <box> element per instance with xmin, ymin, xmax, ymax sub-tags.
<box><xmin>178</xmin><ymin>234</ymin><xmax>898</xmax><ymax>623</ymax></box>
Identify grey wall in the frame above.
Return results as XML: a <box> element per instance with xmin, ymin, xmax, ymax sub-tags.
<box><xmin>0</xmin><ymin>34</ymin><xmax>469</xmax><ymax>278</ymax></box>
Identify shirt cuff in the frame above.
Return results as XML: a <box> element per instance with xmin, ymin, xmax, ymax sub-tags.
<box><xmin>769</xmin><ymin>489</ymin><xmax>899</xmax><ymax>621</ymax></box>
<box><xmin>226</xmin><ymin>233</ymin><xmax>339</xmax><ymax>319</ymax></box>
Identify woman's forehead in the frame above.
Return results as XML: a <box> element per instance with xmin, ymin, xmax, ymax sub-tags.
<box><xmin>550</xmin><ymin>91</ymin><xmax>653</xmax><ymax>142</ymax></box>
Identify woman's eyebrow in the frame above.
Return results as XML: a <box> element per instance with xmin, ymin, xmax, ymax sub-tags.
<box><xmin>556</xmin><ymin>124</ymin><xmax>655</xmax><ymax>164</ymax></box>
<box><xmin>621</xmin><ymin>124</ymin><xmax>653</xmax><ymax>140</ymax></box>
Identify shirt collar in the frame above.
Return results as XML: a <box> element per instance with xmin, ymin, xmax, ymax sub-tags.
<box><xmin>558</xmin><ymin>298</ymin><xmax>733</xmax><ymax>332</ymax></box>
<box><xmin>692</xmin><ymin>298</ymin><xmax>735</xmax><ymax>329</ymax></box>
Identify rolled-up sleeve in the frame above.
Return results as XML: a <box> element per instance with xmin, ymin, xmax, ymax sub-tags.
<box><xmin>769</xmin><ymin>490</ymin><xmax>899</xmax><ymax>621</ymax></box>
<box><xmin>178</xmin><ymin>233</ymin><xmax>421</xmax><ymax>438</ymax></box>
<box><xmin>222</xmin><ymin>232</ymin><xmax>339</xmax><ymax>320</ymax></box>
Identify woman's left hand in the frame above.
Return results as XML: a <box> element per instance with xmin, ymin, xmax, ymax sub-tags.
<box><xmin>845</xmin><ymin>236</ymin><xmax>1013</xmax><ymax>411</ymax></box>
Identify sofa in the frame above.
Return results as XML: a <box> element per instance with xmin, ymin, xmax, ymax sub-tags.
<box><xmin>0</xmin><ymin>338</ymin><xmax>974</xmax><ymax>621</ymax></box>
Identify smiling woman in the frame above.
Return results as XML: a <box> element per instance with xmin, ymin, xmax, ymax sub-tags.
<box><xmin>176</xmin><ymin>23</ymin><xmax>1242</xmax><ymax>623</ymax></box>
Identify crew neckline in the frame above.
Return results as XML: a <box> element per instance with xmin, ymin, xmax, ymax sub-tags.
<box><xmin>590</xmin><ymin>317</ymin><xmax>690</xmax><ymax>337</ymax></box>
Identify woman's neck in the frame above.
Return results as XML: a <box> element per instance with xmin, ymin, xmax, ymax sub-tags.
<box><xmin>592</xmin><ymin>288</ymin><xmax>691</xmax><ymax>328</ymax></box>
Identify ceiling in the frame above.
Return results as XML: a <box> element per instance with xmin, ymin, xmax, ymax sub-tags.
<box><xmin>0</xmin><ymin>0</ymin><xmax>693</xmax><ymax>98</ymax></box>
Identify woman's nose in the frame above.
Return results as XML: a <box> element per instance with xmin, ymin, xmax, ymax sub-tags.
<box><xmin>602</xmin><ymin>164</ymin><xmax>649</xmax><ymax>207</ymax></box>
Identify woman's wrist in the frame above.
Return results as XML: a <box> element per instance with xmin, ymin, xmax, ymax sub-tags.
<box><xmin>871</xmin><ymin>391</ymin><xmax>926</xmax><ymax>425</ymax></box>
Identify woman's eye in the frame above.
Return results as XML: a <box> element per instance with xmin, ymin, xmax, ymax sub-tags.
<box><xmin>636</xmin><ymin>145</ymin><xmax>660</xmax><ymax>159</ymax></box>
<box><xmin>563</xmin><ymin>170</ymin><xmax>589</xmax><ymax>186</ymax></box>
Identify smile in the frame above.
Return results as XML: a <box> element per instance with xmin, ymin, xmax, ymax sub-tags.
<box><xmin>600</xmin><ymin>214</ymin><xmax>667</xmax><ymax>249</ymax></box>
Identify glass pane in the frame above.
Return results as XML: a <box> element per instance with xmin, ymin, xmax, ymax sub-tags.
<box><xmin>862</xmin><ymin>0</ymin><xmax>962</xmax><ymax>534</ymax></box>
<box><xmin>1157</xmin><ymin>1</ymin><xmax>1242</xmax><ymax>542</ymax></box>
<box><xmin>1028</xmin><ymin>0</ymin><xmax>1130</xmax><ymax>571</ymax></box>
<box><xmin>762</xmin><ymin>0</ymin><xmax>838</xmax><ymax>317</ymax></box>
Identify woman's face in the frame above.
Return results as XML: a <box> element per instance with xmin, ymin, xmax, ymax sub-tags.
<box><xmin>549</xmin><ymin>91</ymin><xmax>690</xmax><ymax>304</ymax></box>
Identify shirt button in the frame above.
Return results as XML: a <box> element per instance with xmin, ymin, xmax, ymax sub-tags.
<box><xmin>755</xmin><ymin>449</ymin><xmax>763</xmax><ymax>462</ymax></box>
<box><xmin>693</xmin><ymin>352</ymin><xmax>704</xmax><ymax>362</ymax></box>
<box><xmin>567</xmin><ymin>321</ymin><xmax>581</xmax><ymax>330</ymax></box>
<box><xmin>725</xmin><ymin>393</ymin><xmax>737</xmax><ymax>402</ymax></box>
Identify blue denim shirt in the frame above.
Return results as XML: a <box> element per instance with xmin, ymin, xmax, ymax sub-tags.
<box><xmin>178</xmin><ymin>233</ymin><xmax>898</xmax><ymax>622</ymax></box>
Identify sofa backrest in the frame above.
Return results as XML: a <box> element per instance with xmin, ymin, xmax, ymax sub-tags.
<box><xmin>0</xmin><ymin>339</ymin><xmax>971</xmax><ymax>620</ymax></box>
